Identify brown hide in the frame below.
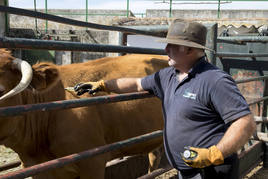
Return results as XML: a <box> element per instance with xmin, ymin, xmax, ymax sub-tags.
<box><xmin>0</xmin><ymin>50</ymin><xmax>168</xmax><ymax>179</ymax></box>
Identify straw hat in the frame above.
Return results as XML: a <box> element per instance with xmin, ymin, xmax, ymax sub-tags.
<box><xmin>158</xmin><ymin>19</ymin><xmax>213</xmax><ymax>51</ymax></box>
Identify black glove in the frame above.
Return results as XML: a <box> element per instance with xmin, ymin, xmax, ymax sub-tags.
<box><xmin>74</xmin><ymin>80</ymin><xmax>107</xmax><ymax>96</ymax></box>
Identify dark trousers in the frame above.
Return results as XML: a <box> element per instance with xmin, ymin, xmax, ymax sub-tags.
<box><xmin>178</xmin><ymin>154</ymin><xmax>239</xmax><ymax>179</ymax></box>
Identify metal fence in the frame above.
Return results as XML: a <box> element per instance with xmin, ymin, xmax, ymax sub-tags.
<box><xmin>0</xmin><ymin>5</ymin><xmax>268</xmax><ymax>179</ymax></box>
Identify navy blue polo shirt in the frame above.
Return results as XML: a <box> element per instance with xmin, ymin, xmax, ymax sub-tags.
<box><xmin>141</xmin><ymin>56</ymin><xmax>251</xmax><ymax>170</ymax></box>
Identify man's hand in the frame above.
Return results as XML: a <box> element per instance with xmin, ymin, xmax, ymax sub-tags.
<box><xmin>181</xmin><ymin>145</ymin><xmax>224</xmax><ymax>168</ymax></box>
<box><xmin>74</xmin><ymin>80</ymin><xmax>107</xmax><ymax>95</ymax></box>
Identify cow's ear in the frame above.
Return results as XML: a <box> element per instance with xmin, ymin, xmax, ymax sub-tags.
<box><xmin>31</xmin><ymin>63</ymin><xmax>59</xmax><ymax>91</ymax></box>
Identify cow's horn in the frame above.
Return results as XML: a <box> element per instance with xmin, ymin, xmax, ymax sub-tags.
<box><xmin>0</xmin><ymin>58</ymin><xmax>33</xmax><ymax>101</ymax></box>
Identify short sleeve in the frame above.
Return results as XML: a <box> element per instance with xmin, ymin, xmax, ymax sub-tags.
<box><xmin>210</xmin><ymin>75</ymin><xmax>251</xmax><ymax>124</ymax></box>
<box><xmin>141</xmin><ymin>71</ymin><xmax>164</xmax><ymax>100</ymax></box>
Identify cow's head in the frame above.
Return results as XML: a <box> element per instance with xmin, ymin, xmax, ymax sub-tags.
<box><xmin>0</xmin><ymin>49</ymin><xmax>61</xmax><ymax>104</ymax></box>
<box><xmin>0</xmin><ymin>49</ymin><xmax>61</xmax><ymax>145</ymax></box>
<box><xmin>0</xmin><ymin>56</ymin><xmax>32</xmax><ymax>102</ymax></box>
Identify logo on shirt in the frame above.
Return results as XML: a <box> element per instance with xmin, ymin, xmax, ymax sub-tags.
<box><xmin>183</xmin><ymin>89</ymin><xmax>197</xmax><ymax>100</ymax></box>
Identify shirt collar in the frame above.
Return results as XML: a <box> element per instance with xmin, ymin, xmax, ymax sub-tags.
<box><xmin>173</xmin><ymin>56</ymin><xmax>207</xmax><ymax>77</ymax></box>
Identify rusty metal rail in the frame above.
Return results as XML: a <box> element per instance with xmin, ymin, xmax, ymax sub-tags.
<box><xmin>137</xmin><ymin>166</ymin><xmax>173</xmax><ymax>179</ymax></box>
<box><xmin>0</xmin><ymin>5</ymin><xmax>164</xmax><ymax>37</ymax></box>
<box><xmin>236</xmin><ymin>75</ymin><xmax>268</xmax><ymax>84</ymax></box>
<box><xmin>0</xmin><ymin>76</ymin><xmax>267</xmax><ymax>118</ymax></box>
<box><xmin>238</xmin><ymin>141</ymin><xmax>264</xmax><ymax>178</ymax></box>
<box><xmin>0</xmin><ymin>92</ymin><xmax>153</xmax><ymax>117</ymax></box>
<box><xmin>218</xmin><ymin>36</ymin><xmax>268</xmax><ymax>44</ymax></box>
<box><xmin>0</xmin><ymin>161</ymin><xmax>21</xmax><ymax>172</ymax></box>
<box><xmin>216</xmin><ymin>52</ymin><xmax>268</xmax><ymax>58</ymax></box>
<box><xmin>0</xmin><ymin>37</ymin><xmax>166</xmax><ymax>55</ymax></box>
<box><xmin>0</xmin><ymin>130</ymin><xmax>163</xmax><ymax>179</ymax></box>
<box><xmin>248</xmin><ymin>96</ymin><xmax>268</xmax><ymax>106</ymax></box>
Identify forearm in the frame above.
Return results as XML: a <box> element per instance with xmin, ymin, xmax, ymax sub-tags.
<box><xmin>105</xmin><ymin>78</ymin><xmax>144</xmax><ymax>93</ymax></box>
<box><xmin>216</xmin><ymin>114</ymin><xmax>256</xmax><ymax>158</ymax></box>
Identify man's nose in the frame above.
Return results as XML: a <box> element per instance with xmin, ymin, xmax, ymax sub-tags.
<box><xmin>165</xmin><ymin>44</ymin><xmax>170</xmax><ymax>53</ymax></box>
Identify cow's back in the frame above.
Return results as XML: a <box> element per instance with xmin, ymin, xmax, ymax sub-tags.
<box><xmin>58</xmin><ymin>54</ymin><xmax>168</xmax><ymax>159</ymax></box>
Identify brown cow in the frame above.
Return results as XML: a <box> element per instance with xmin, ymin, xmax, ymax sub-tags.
<box><xmin>0</xmin><ymin>49</ymin><xmax>168</xmax><ymax>179</ymax></box>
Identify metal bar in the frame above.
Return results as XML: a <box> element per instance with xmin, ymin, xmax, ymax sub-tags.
<box><xmin>236</xmin><ymin>75</ymin><xmax>268</xmax><ymax>84</ymax></box>
<box><xmin>0</xmin><ymin>130</ymin><xmax>163</xmax><ymax>179</ymax></box>
<box><xmin>126</xmin><ymin>0</ymin><xmax>129</xmax><ymax>17</ymax></box>
<box><xmin>0</xmin><ymin>37</ymin><xmax>166</xmax><ymax>55</ymax></box>
<box><xmin>137</xmin><ymin>166</ymin><xmax>173</xmax><ymax>179</ymax></box>
<box><xmin>0</xmin><ymin>92</ymin><xmax>154</xmax><ymax>117</ymax></box>
<box><xmin>4</xmin><ymin>0</ymin><xmax>8</xmax><ymax>33</ymax></box>
<box><xmin>217</xmin><ymin>39</ymin><xmax>246</xmax><ymax>45</ymax></box>
<box><xmin>238</xmin><ymin>141</ymin><xmax>264</xmax><ymax>178</ymax></box>
<box><xmin>0</xmin><ymin>161</ymin><xmax>21</xmax><ymax>172</ymax></box>
<box><xmin>34</xmin><ymin>0</ymin><xmax>38</xmax><ymax>33</ymax></box>
<box><xmin>216</xmin><ymin>52</ymin><xmax>268</xmax><ymax>57</ymax></box>
<box><xmin>169</xmin><ymin>0</ymin><xmax>172</xmax><ymax>18</ymax></box>
<box><xmin>248</xmin><ymin>96</ymin><xmax>268</xmax><ymax>106</ymax></box>
<box><xmin>45</xmin><ymin>0</ymin><xmax>48</xmax><ymax>33</ymax></box>
<box><xmin>0</xmin><ymin>74</ymin><xmax>267</xmax><ymax>118</ymax></box>
<box><xmin>218</xmin><ymin>36</ymin><xmax>268</xmax><ymax>43</ymax></box>
<box><xmin>206</xmin><ymin>23</ymin><xmax>217</xmax><ymax>65</ymax></box>
<box><xmin>86</xmin><ymin>0</ymin><xmax>88</xmax><ymax>23</ymax></box>
<box><xmin>254</xmin><ymin>116</ymin><xmax>268</xmax><ymax>123</ymax></box>
<box><xmin>262</xmin><ymin>79</ymin><xmax>268</xmax><ymax>132</ymax></box>
<box><xmin>0</xmin><ymin>5</ymin><xmax>164</xmax><ymax>37</ymax></box>
<box><xmin>217</xmin><ymin>0</ymin><xmax>220</xmax><ymax>18</ymax></box>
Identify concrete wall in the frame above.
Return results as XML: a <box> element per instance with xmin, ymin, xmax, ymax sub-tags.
<box><xmin>147</xmin><ymin>9</ymin><xmax>268</xmax><ymax>19</ymax></box>
<box><xmin>146</xmin><ymin>9</ymin><xmax>268</xmax><ymax>27</ymax></box>
<box><xmin>9</xmin><ymin>9</ymin><xmax>133</xmax><ymax>30</ymax></box>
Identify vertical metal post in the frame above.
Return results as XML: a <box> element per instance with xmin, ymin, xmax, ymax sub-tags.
<box><xmin>206</xmin><ymin>23</ymin><xmax>218</xmax><ymax>65</ymax></box>
<box><xmin>34</xmin><ymin>0</ymin><xmax>38</xmax><ymax>33</ymax></box>
<box><xmin>45</xmin><ymin>0</ymin><xmax>48</xmax><ymax>33</ymax></box>
<box><xmin>86</xmin><ymin>0</ymin><xmax>88</xmax><ymax>23</ymax></box>
<box><xmin>4</xmin><ymin>0</ymin><xmax>8</xmax><ymax>34</ymax></box>
<box><xmin>169</xmin><ymin>0</ymin><xmax>172</xmax><ymax>18</ymax></box>
<box><xmin>264</xmin><ymin>142</ymin><xmax>268</xmax><ymax>168</ymax></box>
<box><xmin>126</xmin><ymin>0</ymin><xmax>129</xmax><ymax>17</ymax></box>
<box><xmin>262</xmin><ymin>79</ymin><xmax>268</xmax><ymax>132</ymax></box>
<box><xmin>217</xmin><ymin>0</ymin><xmax>220</xmax><ymax>18</ymax></box>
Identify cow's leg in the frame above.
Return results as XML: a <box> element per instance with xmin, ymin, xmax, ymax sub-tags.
<box><xmin>77</xmin><ymin>155</ymin><xmax>107</xmax><ymax>179</ymax></box>
<box><xmin>148</xmin><ymin>145</ymin><xmax>164</xmax><ymax>173</ymax></box>
<box><xmin>48</xmin><ymin>108</ymin><xmax>109</xmax><ymax>178</ymax></box>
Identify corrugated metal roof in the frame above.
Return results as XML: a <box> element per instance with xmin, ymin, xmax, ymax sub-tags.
<box><xmin>111</xmin><ymin>17</ymin><xmax>268</xmax><ymax>36</ymax></box>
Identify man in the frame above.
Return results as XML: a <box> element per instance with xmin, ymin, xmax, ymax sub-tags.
<box><xmin>74</xmin><ymin>19</ymin><xmax>256</xmax><ymax>179</ymax></box>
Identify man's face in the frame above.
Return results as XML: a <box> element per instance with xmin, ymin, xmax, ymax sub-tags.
<box><xmin>165</xmin><ymin>44</ymin><xmax>188</xmax><ymax>67</ymax></box>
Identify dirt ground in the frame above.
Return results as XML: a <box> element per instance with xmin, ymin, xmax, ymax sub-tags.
<box><xmin>0</xmin><ymin>145</ymin><xmax>268</xmax><ymax>179</ymax></box>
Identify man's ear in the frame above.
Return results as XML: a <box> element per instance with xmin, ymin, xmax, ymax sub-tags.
<box><xmin>30</xmin><ymin>63</ymin><xmax>59</xmax><ymax>91</ymax></box>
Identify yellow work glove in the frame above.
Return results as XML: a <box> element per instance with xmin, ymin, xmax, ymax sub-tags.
<box><xmin>181</xmin><ymin>145</ymin><xmax>224</xmax><ymax>168</ymax></box>
<box><xmin>74</xmin><ymin>80</ymin><xmax>108</xmax><ymax>95</ymax></box>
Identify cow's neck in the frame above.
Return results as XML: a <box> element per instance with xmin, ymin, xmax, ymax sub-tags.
<box><xmin>6</xmin><ymin>82</ymin><xmax>65</xmax><ymax>161</ymax></box>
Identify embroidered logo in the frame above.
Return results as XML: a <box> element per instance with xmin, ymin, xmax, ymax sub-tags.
<box><xmin>183</xmin><ymin>89</ymin><xmax>197</xmax><ymax>100</ymax></box>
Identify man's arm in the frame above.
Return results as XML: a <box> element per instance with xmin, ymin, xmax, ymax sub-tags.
<box><xmin>105</xmin><ymin>78</ymin><xmax>144</xmax><ymax>93</ymax></box>
<box><xmin>216</xmin><ymin>114</ymin><xmax>256</xmax><ymax>158</ymax></box>
<box><xmin>73</xmin><ymin>78</ymin><xmax>144</xmax><ymax>95</ymax></box>
<box><xmin>182</xmin><ymin>114</ymin><xmax>256</xmax><ymax>168</ymax></box>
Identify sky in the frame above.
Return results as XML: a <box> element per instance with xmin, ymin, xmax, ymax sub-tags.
<box><xmin>9</xmin><ymin>0</ymin><xmax>268</xmax><ymax>13</ymax></box>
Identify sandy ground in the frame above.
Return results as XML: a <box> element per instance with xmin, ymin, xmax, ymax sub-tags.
<box><xmin>0</xmin><ymin>145</ymin><xmax>267</xmax><ymax>179</ymax></box>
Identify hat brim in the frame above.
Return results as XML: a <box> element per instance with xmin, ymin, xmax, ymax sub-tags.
<box><xmin>157</xmin><ymin>38</ymin><xmax>214</xmax><ymax>52</ymax></box>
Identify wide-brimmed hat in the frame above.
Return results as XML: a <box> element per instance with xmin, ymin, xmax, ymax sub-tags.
<box><xmin>158</xmin><ymin>19</ymin><xmax>213</xmax><ymax>51</ymax></box>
